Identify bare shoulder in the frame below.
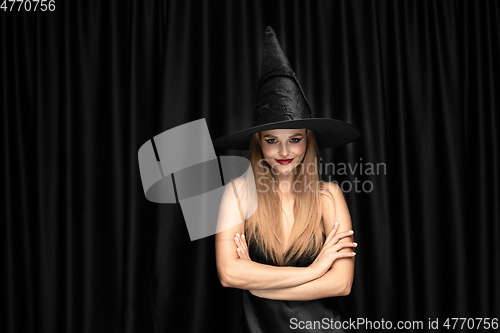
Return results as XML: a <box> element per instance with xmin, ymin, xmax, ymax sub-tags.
<box><xmin>320</xmin><ymin>181</ymin><xmax>344</xmax><ymax>208</ymax></box>
<box><xmin>215</xmin><ymin>177</ymin><xmax>245</xmax><ymax>237</ymax></box>
<box><xmin>230</xmin><ymin>176</ymin><xmax>245</xmax><ymax>192</ymax></box>
<box><xmin>320</xmin><ymin>182</ymin><xmax>337</xmax><ymax>218</ymax></box>
<box><xmin>322</xmin><ymin>181</ymin><xmax>345</xmax><ymax>198</ymax></box>
<box><xmin>320</xmin><ymin>182</ymin><xmax>351</xmax><ymax>233</ymax></box>
<box><xmin>230</xmin><ymin>175</ymin><xmax>257</xmax><ymax>213</ymax></box>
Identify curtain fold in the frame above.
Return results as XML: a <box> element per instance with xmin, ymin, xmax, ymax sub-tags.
<box><xmin>1</xmin><ymin>1</ymin><xmax>498</xmax><ymax>332</ymax></box>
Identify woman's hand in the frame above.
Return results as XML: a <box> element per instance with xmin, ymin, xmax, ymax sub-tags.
<box><xmin>308</xmin><ymin>221</ymin><xmax>357</xmax><ymax>279</ymax></box>
<box><xmin>234</xmin><ymin>232</ymin><xmax>252</xmax><ymax>261</ymax></box>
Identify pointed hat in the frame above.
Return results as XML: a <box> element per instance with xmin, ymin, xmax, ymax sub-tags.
<box><xmin>212</xmin><ymin>26</ymin><xmax>360</xmax><ymax>150</ymax></box>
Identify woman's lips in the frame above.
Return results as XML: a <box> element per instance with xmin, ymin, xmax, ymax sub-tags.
<box><xmin>276</xmin><ymin>158</ymin><xmax>294</xmax><ymax>165</ymax></box>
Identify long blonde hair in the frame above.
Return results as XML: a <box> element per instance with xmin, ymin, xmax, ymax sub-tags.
<box><xmin>243</xmin><ymin>129</ymin><xmax>336</xmax><ymax>266</ymax></box>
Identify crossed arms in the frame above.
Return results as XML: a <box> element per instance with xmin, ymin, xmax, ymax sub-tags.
<box><xmin>215</xmin><ymin>181</ymin><xmax>356</xmax><ymax>301</ymax></box>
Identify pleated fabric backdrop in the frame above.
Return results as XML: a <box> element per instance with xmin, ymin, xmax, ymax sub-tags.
<box><xmin>1</xmin><ymin>1</ymin><xmax>499</xmax><ymax>332</ymax></box>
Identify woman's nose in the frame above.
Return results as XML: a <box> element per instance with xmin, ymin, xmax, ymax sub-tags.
<box><xmin>279</xmin><ymin>143</ymin><xmax>289</xmax><ymax>157</ymax></box>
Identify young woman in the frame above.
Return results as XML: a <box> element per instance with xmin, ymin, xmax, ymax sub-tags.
<box><xmin>213</xmin><ymin>27</ymin><xmax>360</xmax><ymax>332</ymax></box>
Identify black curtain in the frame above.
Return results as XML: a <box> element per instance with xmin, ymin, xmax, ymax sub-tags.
<box><xmin>2</xmin><ymin>1</ymin><xmax>499</xmax><ymax>332</ymax></box>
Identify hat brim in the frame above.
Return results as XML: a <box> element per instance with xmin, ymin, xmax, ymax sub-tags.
<box><xmin>212</xmin><ymin>118</ymin><xmax>360</xmax><ymax>150</ymax></box>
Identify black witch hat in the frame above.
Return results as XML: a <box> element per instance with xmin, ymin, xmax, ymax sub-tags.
<box><xmin>212</xmin><ymin>26</ymin><xmax>360</xmax><ymax>150</ymax></box>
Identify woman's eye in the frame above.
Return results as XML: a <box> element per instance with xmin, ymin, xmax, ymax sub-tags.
<box><xmin>265</xmin><ymin>138</ymin><xmax>302</xmax><ymax>144</ymax></box>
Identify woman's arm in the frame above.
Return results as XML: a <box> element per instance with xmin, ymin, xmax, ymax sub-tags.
<box><xmin>215</xmin><ymin>178</ymin><xmax>321</xmax><ymax>290</ymax></box>
<box><xmin>247</xmin><ymin>182</ymin><xmax>356</xmax><ymax>300</ymax></box>
<box><xmin>248</xmin><ymin>266</ymin><xmax>351</xmax><ymax>300</ymax></box>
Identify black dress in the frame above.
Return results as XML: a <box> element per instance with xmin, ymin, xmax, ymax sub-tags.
<box><xmin>238</xmin><ymin>234</ymin><xmax>350</xmax><ymax>333</ymax></box>
<box><xmin>229</xmin><ymin>180</ymin><xmax>350</xmax><ymax>332</ymax></box>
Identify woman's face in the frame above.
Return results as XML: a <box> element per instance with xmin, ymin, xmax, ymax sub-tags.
<box><xmin>260</xmin><ymin>128</ymin><xmax>308</xmax><ymax>175</ymax></box>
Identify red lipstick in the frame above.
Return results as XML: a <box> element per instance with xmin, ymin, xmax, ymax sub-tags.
<box><xmin>276</xmin><ymin>158</ymin><xmax>294</xmax><ymax>165</ymax></box>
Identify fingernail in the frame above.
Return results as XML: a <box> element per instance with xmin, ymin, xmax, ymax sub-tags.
<box><xmin>237</xmin><ymin>248</ymin><xmax>240</xmax><ymax>251</ymax></box>
<box><xmin>242</xmin><ymin>234</ymin><xmax>245</xmax><ymax>238</ymax></box>
<box><xmin>349</xmin><ymin>230</ymin><xmax>354</xmax><ymax>234</ymax></box>
<box><xmin>236</xmin><ymin>233</ymin><xmax>239</xmax><ymax>237</ymax></box>
<box><xmin>353</xmin><ymin>242</ymin><xmax>358</xmax><ymax>246</ymax></box>
<box><xmin>352</xmin><ymin>252</ymin><xmax>356</xmax><ymax>255</ymax></box>
<box><xmin>235</xmin><ymin>237</ymin><xmax>239</xmax><ymax>242</ymax></box>
<box><xmin>335</xmin><ymin>221</ymin><xmax>338</xmax><ymax>226</ymax></box>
